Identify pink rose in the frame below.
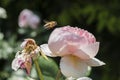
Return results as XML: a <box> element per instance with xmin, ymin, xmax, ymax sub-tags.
<box><xmin>40</xmin><ymin>26</ymin><xmax>105</xmax><ymax>78</ymax></box>
<box><xmin>18</xmin><ymin>9</ymin><xmax>40</xmax><ymax>29</ymax></box>
<box><xmin>48</xmin><ymin>26</ymin><xmax>98</xmax><ymax>60</ymax></box>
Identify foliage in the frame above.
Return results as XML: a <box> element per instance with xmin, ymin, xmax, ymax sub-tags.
<box><xmin>8</xmin><ymin>57</ymin><xmax>65</xmax><ymax>80</ymax></box>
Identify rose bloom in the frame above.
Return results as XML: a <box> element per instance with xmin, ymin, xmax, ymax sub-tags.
<box><xmin>40</xmin><ymin>26</ymin><xmax>105</xmax><ymax>79</ymax></box>
<box><xmin>18</xmin><ymin>9</ymin><xmax>40</xmax><ymax>29</ymax></box>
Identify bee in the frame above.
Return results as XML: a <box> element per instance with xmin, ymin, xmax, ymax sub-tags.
<box><xmin>43</xmin><ymin>20</ymin><xmax>57</xmax><ymax>29</ymax></box>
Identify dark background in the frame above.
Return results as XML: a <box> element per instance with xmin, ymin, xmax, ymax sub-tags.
<box><xmin>0</xmin><ymin>0</ymin><xmax>119</xmax><ymax>80</ymax></box>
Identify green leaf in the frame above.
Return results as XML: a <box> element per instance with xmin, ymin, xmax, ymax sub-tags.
<box><xmin>31</xmin><ymin>56</ymin><xmax>65</xmax><ymax>80</ymax></box>
<box><xmin>38</xmin><ymin>57</ymin><xmax>59</xmax><ymax>78</ymax></box>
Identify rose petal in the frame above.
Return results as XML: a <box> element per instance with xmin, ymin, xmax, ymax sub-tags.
<box><xmin>85</xmin><ymin>58</ymin><xmax>105</xmax><ymax>66</ymax></box>
<box><xmin>15</xmin><ymin>51</ymin><xmax>21</xmax><ymax>57</ymax></box>
<box><xmin>60</xmin><ymin>55</ymin><xmax>90</xmax><ymax>78</ymax></box>
<box><xmin>12</xmin><ymin>53</ymin><xmax>25</xmax><ymax>71</ymax></box>
<box><xmin>76</xmin><ymin>42</ymin><xmax>99</xmax><ymax>59</ymax></box>
<box><xmin>24</xmin><ymin>61</ymin><xmax>32</xmax><ymax>75</ymax></box>
<box><xmin>28</xmin><ymin>15</ymin><xmax>40</xmax><ymax>29</ymax></box>
<box><xmin>20</xmin><ymin>40</ymin><xmax>27</xmax><ymax>48</ymax></box>
<box><xmin>48</xmin><ymin>28</ymin><xmax>72</xmax><ymax>56</ymax></box>
<box><xmin>77</xmin><ymin>77</ymin><xmax>92</xmax><ymax>80</ymax></box>
<box><xmin>48</xmin><ymin>27</ymin><xmax>89</xmax><ymax>56</ymax></box>
<box><xmin>74</xmin><ymin>49</ymin><xmax>90</xmax><ymax>60</ymax></box>
<box><xmin>40</xmin><ymin>44</ymin><xmax>57</xmax><ymax>57</ymax></box>
<box><xmin>18</xmin><ymin>9</ymin><xmax>33</xmax><ymax>27</ymax></box>
<box><xmin>12</xmin><ymin>58</ymin><xmax>20</xmax><ymax>71</ymax></box>
<box><xmin>66</xmin><ymin>77</ymin><xmax>92</xmax><ymax>80</ymax></box>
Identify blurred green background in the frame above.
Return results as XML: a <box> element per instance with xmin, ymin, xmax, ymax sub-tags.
<box><xmin>0</xmin><ymin>0</ymin><xmax>120</xmax><ymax>80</ymax></box>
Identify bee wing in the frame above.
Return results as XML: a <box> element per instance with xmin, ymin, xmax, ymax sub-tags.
<box><xmin>54</xmin><ymin>21</ymin><xmax>57</xmax><ymax>25</ymax></box>
<box><xmin>43</xmin><ymin>23</ymin><xmax>50</xmax><ymax>28</ymax></box>
<box><xmin>43</xmin><ymin>20</ymin><xmax>57</xmax><ymax>29</ymax></box>
<box><xmin>43</xmin><ymin>20</ymin><xmax>49</xmax><ymax>23</ymax></box>
<box><xmin>43</xmin><ymin>20</ymin><xmax>50</xmax><ymax>28</ymax></box>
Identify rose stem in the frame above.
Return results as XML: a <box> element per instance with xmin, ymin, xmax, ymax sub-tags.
<box><xmin>34</xmin><ymin>59</ymin><xmax>44</xmax><ymax>80</ymax></box>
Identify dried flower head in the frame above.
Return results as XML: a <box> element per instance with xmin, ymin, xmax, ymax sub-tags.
<box><xmin>12</xmin><ymin>38</ymin><xmax>47</xmax><ymax>75</ymax></box>
<box><xmin>12</xmin><ymin>51</ymin><xmax>32</xmax><ymax>74</ymax></box>
<box><xmin>21</xmin><ymin>39</ymin><xmax>37</xmax><ymax>52</ymax></box>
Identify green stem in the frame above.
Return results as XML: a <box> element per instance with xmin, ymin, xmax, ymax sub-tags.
<box><xmin>34</xmin><ymin>59</ymin><xmax>44</xmax><ymax>80</ymax></box>
<box><xmin>55</xmin><ymin>70</ymin><xmax>61</xmax><ymax>80</ymax></box>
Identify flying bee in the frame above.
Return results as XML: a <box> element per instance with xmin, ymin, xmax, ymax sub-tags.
<box><xmin>43</xmin><ymin>20</ymin><xmax>57</xmax><ymax>29</ymax></box>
